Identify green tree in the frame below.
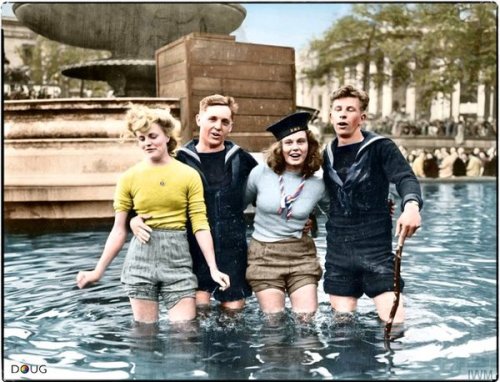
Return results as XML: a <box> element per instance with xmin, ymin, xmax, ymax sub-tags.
<box><xmin>304</xmin><ymin>3</ymin><xmax>497</xmax><ymax>119</ymax></box>
<box><xmin>412</xmin><ymin>3</ymin><xmax>497</xmax><ymax>116</ymax></box>
<box><xmin>16</xmin><ymin>35</ymin><xmax>111</xmax><ymax>97</ymax></box>
<box><xmin>305</xmin><ymin>4</ymin><xmax>419</xmax><ymax>93</ymax></box>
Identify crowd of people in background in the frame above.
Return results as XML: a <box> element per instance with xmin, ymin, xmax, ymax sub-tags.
<box><xmin>398</xmin><ymin>145</ymin><xmax>497</xmax><ymax>178</ymax></box>
<box><xmin>363</xmin><ymin>113</ymin><xmax>496</xmax><ymax>140</ymax></box>
<box><xmin>308</xmin><ymin>112</ymin><xmax>496</xmax><ymax>144</ymax></box>
<box><xmin>4</xmin><ymin>84</ymin><xmax>62</xmax><ymax>100</ymax></box>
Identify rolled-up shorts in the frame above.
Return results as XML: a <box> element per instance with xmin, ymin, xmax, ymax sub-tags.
<box><xmin>323</xmin><ymin>230</ymin><xmax>404</xmax><ymax>298</ymax></box>
<box><xmin>246</xmin><ymin>235</ymin><xmax>323</xmax><ymax>295</ymax></box>
<box><xmin>121</xmin><ymin>229</ymin><xmax>197</xmax><ymax>310</ymax></box>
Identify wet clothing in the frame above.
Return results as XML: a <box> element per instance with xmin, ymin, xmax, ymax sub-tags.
<box><xmin>246</xmin><ymin>234</ymin><xmax>323</xmax><ymax>294</ymax></box>
<box><xmin>121</xmin><ymin>229</ymin><xmax>197</xmax><ymax>308</ymax></box>
<box><xmin>245</xmin><ymin>163</ymin><xmax>325</xmax><ymax>296</ymax></box>
<box><xmin>245</xmin><ymin>164</ymin><xmax>326</xmax><ymax>242</ymax></box>
<box><xmin>114</xmin><ymin>159</ymin><xmax>209</xmax><ymax>232</ymax></box>
<box><xmin>322</xmin><ymin>130</ymin><xmax>423</xmax><ymax>298</ymax></box>
<box><xmin>176</xmin><ymin>140</ymin><xmax>258</xmax><ymax>302</ymax></box>
<box><xmin>116</xmin><ymin>159</ymin><xmax>206</xmax><ymax>308</ymax></box>
<box><xmin>323</xmin><ymin>229</ymin><xmax>403</xmax><ymax>298</ymax></box>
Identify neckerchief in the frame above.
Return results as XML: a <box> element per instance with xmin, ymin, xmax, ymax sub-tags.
<box><xmin>277</xmin><ymin>174</ymin><xmax>306</xmax><ymax>220</ymax></box>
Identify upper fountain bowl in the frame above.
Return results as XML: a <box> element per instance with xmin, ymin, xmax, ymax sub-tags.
<box><xmin>13</xmin><ymin>3</ymin><xmax>246</xmax><ymax>58</ymax></box>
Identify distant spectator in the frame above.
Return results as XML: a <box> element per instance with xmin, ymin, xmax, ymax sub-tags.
<box><xmin>455</xmin><ymin>116</ymin><xmax>465</xmax><ymax>145</ymax></box>
<box><xmin>444</xmin><ymin>117</ymin><xmax>455</xmax><ymax>137</ymax></box>
<box><xmin>483</xmin><ymin>149</ymin><xmax>497</xmax><ymax>176</ymax></box>
<box><xmin>466</xmin><ymin>152</ymin><xmax>484</xmax><ymax>177</ymax></box>
<box><xmin>411</xmin><ymin>150</ymin><xmax>426</xmax><ymax>178</ymax></box>
<box><xmin>452</xmin><ymin>153</ymin><xmax>467</xmax><ymax>177</ymax></box>
<box><xmin>428</xmin><ymin>121</ymin><xmax>439</xmax><ymax>136</ymax></box>
<box><xmin>423</xmin><ymin>153</ymin><xmax>439</xmax><ymax>178</ymax></box>
<box><xmin>439</xmin><ymin>148</ymin><xmax>455</xmax><ymax>178</ymax></box>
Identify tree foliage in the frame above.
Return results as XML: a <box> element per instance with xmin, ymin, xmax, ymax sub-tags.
<box><xmin>15</xmin><ymin>35</ymin><xmax>111</xmax><ymax>97</ymax></box>
<box><xmin>304</xmin><ymin>3</ymin><xmax>497</xmax><ymax>115</ymax></box>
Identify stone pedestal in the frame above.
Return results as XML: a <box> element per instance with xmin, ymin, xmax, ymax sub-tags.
<box><xmin>4</xmin><ymin>98</ymin><xmax>180</xmax><ymax>227</ymax></box>
<box><xmin>156</xmin><ymin>33</ymin><xmax>296</xmax><ymax>152</ymax></box>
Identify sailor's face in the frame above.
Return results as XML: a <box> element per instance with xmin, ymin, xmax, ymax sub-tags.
<box><xmin>330</xmin><ymin>97</ymin><xmax>366</xmax><ymax>140</ymax></box>
<box><xmin>196</xmin><ymin>105</ymin><xmax>233</xmax><ymax>150</ymax></box>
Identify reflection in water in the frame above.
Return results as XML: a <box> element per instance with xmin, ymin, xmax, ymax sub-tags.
<box><xmin>249</xmin><ymin>311</ymin><xmax>324</xmax><ymax>379</ymax></box>
<box><xmin>3</xmin><ymin>182</ymin><xmax>497</xmax><ymax>379</ymax></box>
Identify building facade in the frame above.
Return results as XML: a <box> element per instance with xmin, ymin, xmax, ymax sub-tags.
<box><xmin>296</xmin><ymin>48</ymin><xmax>497</xmax><ymax>126</ymax></box>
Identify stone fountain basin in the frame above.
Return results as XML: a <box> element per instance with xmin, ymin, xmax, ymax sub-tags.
<box><xmin>4</xmin><ymin>98</ymin><xmax>180</xmax><ymax>222</ymax></box>
<box><xmin>13</xmin><ymin>3</ymin><xmax>246</xmax><ymax>58</ymax></box>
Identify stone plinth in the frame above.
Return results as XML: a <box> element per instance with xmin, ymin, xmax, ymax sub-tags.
<box><xmin>4</xmin><ymin>98</ymin><xmax>180</xmax><ymax>227</ymax></box>
<box><xmin>156</xmin><ymin>33</ymin><xmax>296</xmax><ymax>152</ymax></box>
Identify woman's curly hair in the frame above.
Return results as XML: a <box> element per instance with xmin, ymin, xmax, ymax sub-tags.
<box><xmin>124</xmin><ymin>104</ymin><xmax>180</xmax><ymax>155</ymax></box>
<box><xmin>265</xmin><ymin>130</ymin><xmax>323</xmax><ymax>178</ymax></box>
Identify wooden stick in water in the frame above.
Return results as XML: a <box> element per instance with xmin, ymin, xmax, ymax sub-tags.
<box><xmin>384</xmin><ymin>235</ymin><xmax>404</xmax><ymax>341</ymax></box>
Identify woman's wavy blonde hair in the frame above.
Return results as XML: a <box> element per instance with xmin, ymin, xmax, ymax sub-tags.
<box><xmin>124</xmin><ymin>103</ymin><xmax>180</xmax><ymax>155</ymax></box>
<box><xmin>265</xmin><ymin>130</ymin><xmax>323</xmax><ymax>178</ymax></box>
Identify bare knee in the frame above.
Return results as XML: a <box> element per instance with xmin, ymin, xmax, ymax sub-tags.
<box><xmin>195</xmin><ymin>291</ymin><xmax>211</xmax><ymax>307</ymax></box>
<box><xmin>221</xmin><ymin>299</ymin><xmax>245</xmax><ymax>311</ymax></box>
<box><xmin>256</xmin><ymin>289</ymin><xmax>285</xmax><ymax>314</ymax></box>
<box><xmin>373</xmin><ymin>292</ymin><xmax>405</xmax><ymax>323</ymax></box>
<box><xmin>168</xmin><ymin>297</ymin><xmax>196</xmax><ymax>322</ymax></box>
<box><xmin>329</xmin><ymin>295</ymin><xmax>358</xmax><ymax>312</ymax></box>
<box><xmin>290</xmin><ymin>284</ymin><xmax>318</xmax><ymax>314</ymax></box>
<box><xmin>130</xmin><ymin>298</ymin><xmax>159</xmax><ymax>324</ymax></box>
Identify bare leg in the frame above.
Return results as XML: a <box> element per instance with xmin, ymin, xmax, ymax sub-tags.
<box><xmin>168</xmin><ymin>297</ymin><xmax>196</xmax><ymax>322</ymax></box>
<box><xmin>130</xmin><ymin>298</ymin><xmax>159</xmax><ymax>324</ymax></box>
<box><xmin>256</xmin><ymin>288</ymin><xmax>286</xmax><ymax>314</ymax></box>
<box><xmin>373</xmin><ymin>292</ymin><xmax>405</xmax><ymax>323</ymax></box>
<box><xmin>329</xmin><ymin>295</ymin><xmax>358</xmax><ymax>313</ymax></box>
<box><xmin>195</xmin><ymin>290</ymin><xmax>211</xmax><ymax>307</ymax></box>
<box><xmin>290</xmin><ymin>284</ymin><xmax>318</xmax><ymax>314</ymax></box>
<box><xmin>221</xmin><ymin>299</ymin><xmax>245</xmax><ymax>311</ymax></box>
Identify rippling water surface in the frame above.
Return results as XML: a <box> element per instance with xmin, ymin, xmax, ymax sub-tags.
<box><xmin>3</xmin><ymin>182</ymin><xmax>497</xmax><ymax>380</ymax></box>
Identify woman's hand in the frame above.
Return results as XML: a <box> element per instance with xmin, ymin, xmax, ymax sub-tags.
<box><xmin>209</xmin><ymin>268</ymin><xmax>230</xmax><ymax>291</ymax></box>
<box><xmin>76</xmin><ymin>270</ymin><xmax>101</xmax><ymax>289</ymax></box>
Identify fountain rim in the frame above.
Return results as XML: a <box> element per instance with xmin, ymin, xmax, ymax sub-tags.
<box><xmin>3</xmin><ymin>98</ymin><xmax>182</xmax><ymax>111</ymax></box>
<box><xmin>60</xmin><ymin>59</ymin><xmax>156</xmax><ymax>71</ymax></box>
<box><xmin>12</xmin><ymin>3</ymin><xmax>247</xmax><ymax>17</ymax></box>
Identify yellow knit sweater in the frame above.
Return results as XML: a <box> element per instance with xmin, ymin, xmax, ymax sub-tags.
<box><xmin>113</xmin><ymin>159</ymin><xmax>209</xmax><ymax>232</ymax></box>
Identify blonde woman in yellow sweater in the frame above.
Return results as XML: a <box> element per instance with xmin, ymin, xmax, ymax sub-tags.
<box><xmin>76</xmin><ymin>105</ymin><xmax>229</xmax><ymax>323</ymax></box>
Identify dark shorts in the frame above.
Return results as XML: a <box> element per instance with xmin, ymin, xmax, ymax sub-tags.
<box><xmin>246</xmin><ymin>235</ymin><xmax>323</xmax><ymax>295</ymax></box>
<box><xmin>323</xmin><ymin>230</ymin><xmax>404</xmax><ymax>298</ymax></box>
<box><xmin>192</xmin><ymin>223</ymin><xmax>252</xmax><ymax>303</ymax></box>
<box><xmin>195</xmin><ymin>260</ymin><xmax>252</xmax><ymax>303</ymax></box>
<box><xmin>121</xmin><ymin>230</ymin><xmax>197</xmax><ymax>309</ymax></box>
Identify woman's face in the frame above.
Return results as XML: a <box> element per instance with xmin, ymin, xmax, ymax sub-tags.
<box><xmin>136</xmin><ymin>122</ymin><xmax>169</xmax><ymax>163</ymax></box>
<box><xmin>281</xmin><ymin>130</ymin><xmax>308</xmax><ymax>172</ymax></box>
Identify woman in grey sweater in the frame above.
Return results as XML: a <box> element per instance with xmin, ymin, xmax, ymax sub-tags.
<box><xmin>245</xmin><ymin>112</ymin><xmax>326</xmax><ymax>318</ymax></box>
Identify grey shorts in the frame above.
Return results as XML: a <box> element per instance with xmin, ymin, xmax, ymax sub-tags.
<box><xmin>246</xmin><ymin>235</ymin><xmax>323</xmax><ymax>295</ymax></box>
<box><xmin>121</xmin><ymin>229</ymin><xmax>197</xmax><ymax>309</ymax></box>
